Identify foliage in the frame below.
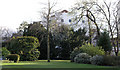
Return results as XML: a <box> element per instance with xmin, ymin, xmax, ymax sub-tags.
<box><xmin>74</xmin><ymin>53</ymin><xmax>91</xmax><ymax>64</ymax></box>
<box><xmin>118</xmin><ymin>52</ymin><xmax>120</xmax><ymax>56</ymax></box>
<box><xmin>90</xmin><ymin>55</ymin><xmax>120</xmax><ymax>66</ymax></box>
<box><xmin>70</xmin><ymin>47</ymin><xmax>82</xmax><ymax>62</ymax></box>
<box><xmin>70</xmin><ymin>43</ymin><xmax>105</xmax><ymax>62</ymax></box>
<box><xmin>7</xmin><ymin>36</ymin><xmax>40</xmax><ymax>61</ymax></box>
<box><xmin>17</xmin><ymin>21</ymin><xmax>28</xmax><ymax>32</ymax></box>
<box><xmin>2</xmin><ymin>47</ymin><xmax>10</xmax><ymax>57</ymax></box>
<box><xmin>97</xmin><ymin>31</ymin><xmax>112</xmax><ymax>53</ymax></box>
<box><xmin>6</xmin><ymin>54</ymin><xmax>20</xmax><ymax>63</ymax></box>
<box><xmin>20</xmin><ymin>49</ymin><xmax>40</xmax><ymax>61</ymax></box>
<box><xmin>79</xmin><ymin>43</ymin><xmax>105</xmax><ymax>56</ymax></box>
<box><xmin>60</xmin><ymin>28</ymin><xmax>88</xmax><ymax>60</ymax></box>
<box><xmin>69</xmin><ymin>28</ymin><xmax>88</xmax><ymax>49</ymax></box>
<box><xmin>90</xmin><ymin>55</ymin><xmax>104</xmax><ymax>65</ymax></box>
<box><xmin>23</xmin><ymin>22</ymin><xmax>48</xmax><ymax>60</ymax></box>
<box><xmin>102</xmin><ymin>56</ymin><xmax>120</xmax><ymax>66</ymax></box>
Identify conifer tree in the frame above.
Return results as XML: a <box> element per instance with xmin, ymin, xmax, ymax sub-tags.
<box><xmin>98</xmin><ymin>31</ymin><xmax>112</xmax><ymax>54</ymax></box>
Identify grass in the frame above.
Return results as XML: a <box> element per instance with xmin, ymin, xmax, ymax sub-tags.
<box><xmin>2</xmin><ymin>60</ymin><xmax>117</xmax><ymax>68</ymax></box>
<box><xmin>1</xmin><ymin>60</ymin><xmax>119</xmax><ymax>70</ymax></box>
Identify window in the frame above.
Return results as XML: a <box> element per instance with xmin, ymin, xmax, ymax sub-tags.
<box><xmin>69</xmin><ymin>19</ymin><xmax>71</xmax><ymax>22</ymax></box>
<box><xmin>61</xmin><ymin>19</ymin><xmax>64</xmax><ymax>22</ymax></box>
<box><xmin>82</xmin><ymin>20</ymin><xmax>85</xmax><ymax>23</ymax></box>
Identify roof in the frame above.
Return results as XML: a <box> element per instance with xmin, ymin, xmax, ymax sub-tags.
<box><xmin>61</xmin><ymin>10</ymin><xmax>68</xmax><ymax>13</ymax></box>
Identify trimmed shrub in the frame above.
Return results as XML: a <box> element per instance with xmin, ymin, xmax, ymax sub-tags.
<box><xmin>90</xmin><ymin>55</ymin><xmax>120</xmax><ymax>66</ymax></box>
<box><xmin>90</xmin><ymin>55</ymin><xmax>103</xmax><ymax>65</ymax></box>
<box><xmin>7</xmin><ymin>36</ymin><xmax>40</xmax><ymax>61</ymax></box>
<box><xmin>102</xmin><ymin>56</ymin><xmax>120</xmax><ymax>66</ymax></box>
<box><xmin>102</xmin><ymin>55</ymin><xmax>116</xmax><ymax>66</ymax></box>
<box><xmin>2</xmin><ymin>47</ymin><xmax>10</xmax><ymax>58</ymax></box>
<box><xmin>74</xmin><ymin>53</ymin><xmax>91</xmax><ymax>64</ymax></box>
<box><xmin>6</xmin><ymin>54</ymin><xmax>20</xmax><ymax>63</ymax></box>
<box><xmin>113</xmin><ymin>56</ymin><xmax>120</xmax><ymax>66</ymax></box>
<box><xmin>2</xmin><ymin>60</ymin><xmax>14</xmax><ymax>63</ymax></box>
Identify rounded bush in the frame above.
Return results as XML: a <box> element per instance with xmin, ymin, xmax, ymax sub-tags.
<box><xmin>70</xmin><ymin>43</ymin><xmax>105</xmax><ymax>62</ymax></box>
<box><xmin>90</xmin><ymin>55</ymin><xmax>103</xmax><ymax>65</ymax></box>
<box><xmin>70</xmin><ymin>47</ymin><xmax>82</xmax><ymax>62</ymax></box>
<box><xmin>74</xmin><ymin>53</ymin><xmax>91</xmax><ymax>64</ymax></box>
<box><xmin>7</xmin><ymin>36</ymin><xmax>40</xmax><ymax>61</ymax></box>
<box><xmin>2</xmin><ymin>47</ymin><xmax>10</xmax><ymax>58</ymax></box>
<box><xmin>79</xmin><ymin>43</ymin><xmax>105</xmax><ymax>56</ymax></box>
<box><xmin>6</xmin><ymin>54</ymin><xmax>20</xmax><ymax>63</ymax></box>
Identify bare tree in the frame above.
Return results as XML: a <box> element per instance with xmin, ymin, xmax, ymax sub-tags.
<box><xmin>93</xmin><ymin>1</ymin><xmax>119</xmax><ymax>56</ymax></box>
<box><xmin>72</xmin><ymin>0</ymin><xmax>100</xmax><ymax>44</ymax></box>
<box><xmin>40</xmin><ymin>0</ymin><xmax>58</xmax><ymax>62</ymax></box>
<box><xmin>0</xmin><ymin>27</ymin><xmax>13</xmax><ymax>38</ymax></box>
<box><xmin>113</xmin><ymin>3</ymin><xmax>119</xmax><ymax>56</ymax></box>
<box><xmin>72</xmin><ymin>0</ymin><xmax>119</xmax><ymax>55</ymax></box>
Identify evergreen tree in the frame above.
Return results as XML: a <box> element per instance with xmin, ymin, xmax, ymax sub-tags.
<box><xmin>98</xmin><ymin>31</ymin><xmax>112</xmax><ymax>54</ymax></box>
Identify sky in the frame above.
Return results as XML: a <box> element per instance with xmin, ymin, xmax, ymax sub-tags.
<box><xmin>0</xmin><ymin>0</ymin><xmax>76</xmax><ymax>32</ymax></box>
<box><xmin>0</xmin><ymin>0</ymin><xmax>118</xmax><ymax>32</ymax></box>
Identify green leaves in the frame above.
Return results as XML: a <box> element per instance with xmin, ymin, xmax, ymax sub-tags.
<box><xmin>2</xmin><ymin>47</ymin><xmax>10</xmax><ymax>57</ymax></box>
<box><xmin>7</xmin><ymin>36</ymin><xmax>40</xmax><ymax>61</ymax></box>
<box><xmin>98</xmin><ymin>31</ymin><xmax>112</xmax><ymax>53</ymax></box>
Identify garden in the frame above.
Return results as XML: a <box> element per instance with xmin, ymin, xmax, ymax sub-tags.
<box><xmin>1</xmin><ymin>0</ymin><xmax>120</xmax><ymax>70</ymax></box>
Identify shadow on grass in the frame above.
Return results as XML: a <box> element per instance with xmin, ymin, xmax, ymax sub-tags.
<box><xmin>1</xmin><ymin>68</ymin><xmax>120</xmax><ymax>70</ymax></box>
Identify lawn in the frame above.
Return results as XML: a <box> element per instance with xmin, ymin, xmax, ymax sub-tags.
<box><xmin>1</xmin><ymin>60</ymin><xmax>119</xmax><ymax>70</ymax></box>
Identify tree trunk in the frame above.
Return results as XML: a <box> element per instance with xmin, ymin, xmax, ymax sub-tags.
<box><xmin>47</xmin><ymin>0</ymin><xmax>50</xmax><ymax>62</ymax></box>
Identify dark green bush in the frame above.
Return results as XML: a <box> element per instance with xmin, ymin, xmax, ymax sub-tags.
<box><xmin>102</xmin><ymin>56</ymin><xmax>120</xmax><ymax>66</ymax></box>
<box><xmin>2</xmin><ymin>47</ymin><xmax>10</xmax><ymax>58</ymax></box>
<box><xmin>20</xmin><ymin>49</ymin><xmax>40</xmax><ymax>61</ymax></box>
<box><xmin>7</xmin><ymin>36</ymin><xmax>40</xmax><ymax>61</ymax></box>
<box><xmin>74</xmin><ymin>53</ymin><xmax>91</xmax><ymax>64</ymax></box>
<box><xmin>6</xmin><ymin>54</ymin><xmax>20</xmax><ymax>63</ymax></box>
<box><xmin>102</xmin><ymin>55</ymin><xmax>116</xmax><ymax>66</ymax></box>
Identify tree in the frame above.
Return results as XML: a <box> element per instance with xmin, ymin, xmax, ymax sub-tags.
<box><xmin>113</xmin><ymin>3</ymin><xmax>120</xmax><ymax>56</ymax></box>
<box><xmin>23</xmin><ymin>21</ymin><xmax>46</xmax><ymax>47</ymax></box>
<box><xmin>98</xmin><ymin>31</ymin><xmax>112</xmax><ymax>55</ymax></box>
<box><xmin>72</xmin><ymin>0</ymin><xmax>119</xmax><ymax>56</ymax></box>
<box><xmin>40</xmin><ymin>0</ymin><xmax>58</xmax><ymax>62</ymax></box>
<box><xmin>72</xmin><ymin>0</ymin><xmax>101</xmax><ymax>38</ymax></box>
<box><xmin>93</xmin><ymin>1</ymin><xmax>119</xmax><ymax>56</ymax></box>
<box><xmin>17</xmin><ymin>21</ymin><xmax>28</xmax><ymax>34</ymax></box>
<box><xmin>59</xmin><ymin>28</ymin><xmax>88</xmax><ymax>59</ymax></box>
<box><xmin>7</xmin><ymin>36</ymin><xmax>40</xmax><ymax>61</ymax></box>
<box><xmin>23</xmin><ymin>22</ymin><xmax>48</xmax><ymax>59</ymax></box>
<box><xmin>0</xmin><ymin>27</ymin><xmax>13</xmax><ymax>38</ymax></box>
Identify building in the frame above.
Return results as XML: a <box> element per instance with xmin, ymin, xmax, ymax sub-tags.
<box><xmin>50</xmin><ymin>10</ymin><xmax>98</xmax><ymax>45</ymax></box>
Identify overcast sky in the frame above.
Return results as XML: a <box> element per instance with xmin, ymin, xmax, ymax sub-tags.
<box><xmin>0</xmin><ymin>0</ymin><xmax>118</xmax><ymax>32</ymax></box>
